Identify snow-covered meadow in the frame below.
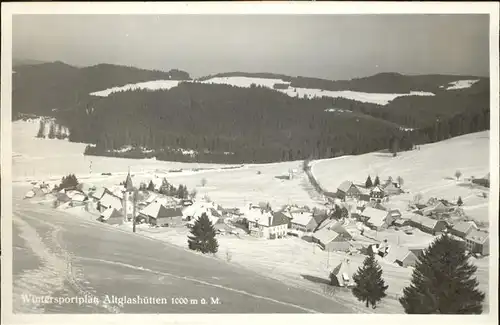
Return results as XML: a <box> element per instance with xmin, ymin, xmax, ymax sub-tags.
<box><xmin>88</xmin><ymin>76</ymin><xmax>436</xmax><ymax>106</ymax></box>
<box><xmin>311</xmin><ymin>131</ymin><xmax>491</xmax><ymax>223</ymax></box>
<box><xmin>13</xmin><ymin>119</ymin><xmax>324</xmax><ymax>211</ymax></box>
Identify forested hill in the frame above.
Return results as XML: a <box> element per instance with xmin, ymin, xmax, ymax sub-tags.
<box><xmin>13</xmin><ymin>62</ymin><xmax>490</xmax><ymax>164</ymax></box>
<box><xmin>62</xmin><ymin>82</ymin><xmax>405</xmax><ymax>163</ymax></box>
<box><xmin>197</xmin><ymin>71</ymin><xmax>487</xmax><ymax>94</ymax></box>
<box><xmin>12</xmin><ymin>61</ymin><xmax>191</xmax><ymax>117</ymax></box>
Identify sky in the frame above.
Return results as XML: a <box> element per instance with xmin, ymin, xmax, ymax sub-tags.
<box><xmin>12</xmin><ymin>14</ymin><xmax>490</xmax><ymax>80</ymax></box>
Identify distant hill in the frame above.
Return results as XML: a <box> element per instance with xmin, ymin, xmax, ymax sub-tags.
<box><xmin>13</xmin><ymin>58</ymin><xmax>47</xmax><ymax>68</ymax></box>
<box><xmin>12</xmin><ymin>61</ymin><xmax>191</xmax><ymax>117</ymax></box>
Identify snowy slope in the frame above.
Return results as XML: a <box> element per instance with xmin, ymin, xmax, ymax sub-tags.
<box><xmin>311</xmin><ymin>131</ymin><xmax>490</xmax><ymax>223</ymax></box>
<box><xmin>90</xmin><ymin>80</ymin><xmax>181</xmax><ymax>97</ymax></box>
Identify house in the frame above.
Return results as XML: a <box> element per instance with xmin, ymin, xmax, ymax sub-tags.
<box><xmin>246</xmin><ymin>209</ymin><xmax>289</xmax><ymax>239</ymax></box>
<box><xmin>313</xmin><ymin>228</ymin><xmax>351</xmax><ymax>252</ymax></box>
<box><xmin>450</xmin><ymin>221</ymin><xmax>479</xmax><ymax>239</ymax></box>
<box><xmin>465</xmin><ymin>230</ymin><xmax>489</xmax><ymax>256</ymax></box>
<box><xmin>408</xmin><ymin>214</ymin><xmax>448</xmax><ymax>235</ymax></box>
<box><xmin>98</xmin><ymin>208</ymin><xmax>124</xmax><ymax>225</ymax></box>
<box><xmin>288</xmin><ymin>211</ymin><xmax>317</xmax><ymax>232</ymax></box>
<box><xmin>472</xmin><ymin>175</ymin><xmax>490</xmax><ymax>188</ymax></box>
<box><xmin>360</xmin><ymin>207</ymin><xmax>399</xmax><ymax>230</ymax></box>
<box><xmin>336</xmin><ymin>181</ymin><xmax>362</xmax><ymax>200</ymax></box>
<box><xmin>384</xmin><ymin>245</ymin><xmax>418</xmax><ymax>267</ymax></box>
<box><xmin>139</xmin><ymin>202</ymin><xmax>182</xmax><ymax>226</ymax></box>
<box><xmin>329</xmin><ymin>259</ymin><xmax>356</xmax><ymax>287</ymax></box>
<box><xmin>382</xmin><ymin>182</ymin><xmax>404</xmax><ymax>196</ymax></box>
<box><xmin>370</xmin><ymin>185</ymin><xmax>386</xmax><ymax>201</ymax></box>
<box><xmin>98</xmin><ymin>192</ymin><xmax>123</xmax><ymax>212</ymax></box>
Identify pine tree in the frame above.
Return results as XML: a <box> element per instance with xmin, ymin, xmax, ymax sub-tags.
<box><xmin>147</xmin><ymin>180</ymin><xmax>155</xmax><ymax>192</ymax></box>
<box><xmin>374</xmin><ymin>176</ymin><xmax>381</xmax><ymax>187</ymax></box>
<box><xmin>365</xmin><ymin>176</ymin><xmax>373</xmax><ymax>188</ymax></box>
<box><xmin>36</xmin><ymin>120</ymin><xmax>46</xmax><ymax>138</ymax></box>
<box><xmin>399</xmin><ymin>235</ymin><xmax>485</xmax><ymax>314</ymax></box>
<box><xmin>187</xmin><ymin>212</ymin><xmax>219</xmax><ymax>254</ymax></box>
<box><xmin>352</xmin><ymin>251</ymin><xmax>388</xmax><ymax>308</ymax></box>
<box><xmin>48</xmin><ymin>123</ymin><xmax>56</xmax><ymax>139</ymax></box>
<box><xmin>457</xmin><ymin>196</ymin><xmax>463</xmax><ymax>206</ymax></box>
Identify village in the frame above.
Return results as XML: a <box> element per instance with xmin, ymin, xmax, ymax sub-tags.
<box><xmin>23</xmin><ymin>164</ymin><xmax>491</xmax><ymax>295</ymax></box>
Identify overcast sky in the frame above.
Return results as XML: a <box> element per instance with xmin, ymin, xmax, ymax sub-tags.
<box><xmin>13</xmin><ymin>14</ymin><xmax>490</xmax><ymax>80</ymax></box>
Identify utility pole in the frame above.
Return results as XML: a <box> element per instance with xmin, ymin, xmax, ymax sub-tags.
<box><xmin>132</xmin><ymin>189</ymin><xmax>137</xmax><ymax>233</ymax></box>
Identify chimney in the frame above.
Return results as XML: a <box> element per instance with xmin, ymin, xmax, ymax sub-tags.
<box><xmin>268</xmin><ymin>215</ymin><xmax>271</xmax><ymax>226</ymax></box>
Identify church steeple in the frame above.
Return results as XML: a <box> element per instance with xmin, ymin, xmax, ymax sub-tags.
<box><xmin>124</xmin><ymin>168</ymin><xmax>134</xmax><ymax>192</ymax></box>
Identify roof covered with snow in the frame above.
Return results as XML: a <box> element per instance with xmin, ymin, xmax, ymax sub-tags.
<box><xmin>466</xmin><ymin>229</ymin><xmax>489</xmax><ymax>244</ymax></box>
<box><xmin>90</xmin><ymin>187</ymin><xmax>106</xmax><ymax>200</ymax></box>
<box><xmin>409</xmin><ymin>214</ymin><xmax>443</xmax><ymax>229</ymax></box>
<box><xmin>361</xmin><ymin>207</ymin><xmax>388</xmax><ymax>226</ymax></box>
<box><xmin>139</xmin><ymin>202</ymin><xmax>180</xmax><ymax>219</ymax></box>
<box><xmin>337</xmin><ymin>181</ymin><xmax>353</xmax><ymax>193</ymax></box>
<box><xmin>452</xmin><ymin>221</ymin><xmax>478</xmax><ymax>234</ymax></box>
<box><xmin>289</xmin><ymin>211</ymin><xmax>315</xmax><ymax>227</ymax></box>
<box><xmin>313</xmin><ymin>228</ymin><xmax>341</xmax><ymax>244</ymax></box>
<box><xmin>100</xmin><ymin>193</ymin><xmax>123</xmax><ymax>210</ymax></box>
<box><xmin>100</xmin><ymin>207</ymin><xmax>122</xmax><ymax>220</ymax></box>
<box><xmin>384</xmin><ymin>245</ymin><xmax>414</xmax><ymax>264</ymax></box>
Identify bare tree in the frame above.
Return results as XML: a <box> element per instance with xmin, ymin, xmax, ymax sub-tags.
<box><xmin>413</xmin><ymin>193</ymin><xmax>423</xmax><ymax>204</ymax></box>
<box><xmin>397</xmin><ymin>176</ymin><xmax>404</xmax><ymax>187</ymax></box>
<box><xmin>201</xmin><ymin>178</ymin><xmax>207</xmax><ymax>187</ymax></box>
<box><xmin>455</xmin><ymin>170</ymin><xmax>462</xmax><ymax>181</ymax></box>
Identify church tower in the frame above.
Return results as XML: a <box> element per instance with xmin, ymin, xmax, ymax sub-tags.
<box><xmin>123</xmin><ymin>168</ymin><xmax>135</xmax><ymax>222</ymax></box>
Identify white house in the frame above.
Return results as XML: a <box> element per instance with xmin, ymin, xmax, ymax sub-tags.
<box><xmin>246</xmin><ymin>209</ymin><xmax>289</xmax><ymax>239</ymax></box>
<box><xmin>465</xmin><ymin>230</ymin><xmax>489</xmax><ymax>256</ymax></box>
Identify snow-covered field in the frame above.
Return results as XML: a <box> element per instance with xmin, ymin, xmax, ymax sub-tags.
<box><xmin>88</xmin><ymin>76</ymin><xmax>436</xmax><ymax>106</ymax></box>
<box><xmin>13</xmin><ymin>118</ymin><xmax>492</xmax><ymax>314</ymax></box>
<box><xmin>443</xmin><ymin>79</ymin><xmax>480</xmax><ymax>90</ymax></box>
<box><xmin>13</xmin><ymin>119</ymin><xmax>324</xmax><ymax>211</ymax></box>
<box><xmin>311</xmin><ymin>131</ymin><xmax>490</xmax><ymax>224</ymax></box>
<box><xmin>89</xmin><ymin>80</ymin><xmax>181</xmax><ymax>97</ymax></box>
